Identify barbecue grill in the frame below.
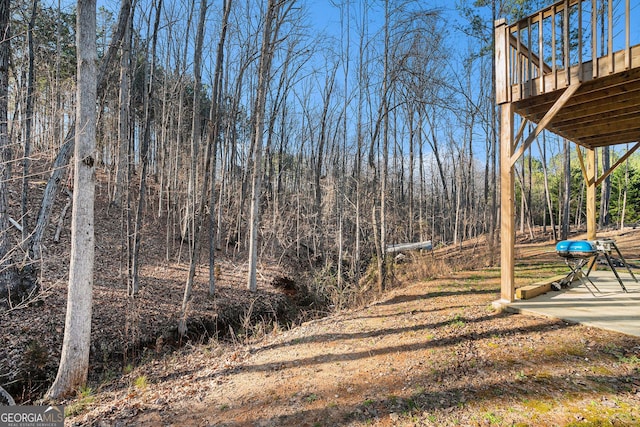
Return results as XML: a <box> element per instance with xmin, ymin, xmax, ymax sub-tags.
<box><xmin>555</xmin><ymin>240</ymin><xmax>600</xmax><ymax>296</ymax></box>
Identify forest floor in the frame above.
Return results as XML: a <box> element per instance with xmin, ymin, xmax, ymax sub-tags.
<box><xmin>2</xmin><ymin>175</ymin><xmax>640</xmax><ymax>426</ymax></box>
<box><xmin>59</xmin><ymin>230</ymin><xmax>640</xmax><ymax>427</ymax></box>
<box><xmin>1</xmin><ymin>174</ymin><xmax>318</xmax><ymax>406</ymax></box>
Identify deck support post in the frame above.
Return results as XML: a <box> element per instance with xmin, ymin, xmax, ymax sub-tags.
<box><xmin>586</xmin><ymin>147</ymin><xmax>597</xmax><ymax>240</ymax></box>
<box><xmin>500</xmin><ymin>103</ymin><xmax>516</xmax><ymax>302</ymax></box>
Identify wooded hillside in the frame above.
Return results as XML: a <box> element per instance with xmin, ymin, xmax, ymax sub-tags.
<box><xmin>2</xmin><ymin>0</ymin><xmax>640</xmax><ymax>404</ymax></box>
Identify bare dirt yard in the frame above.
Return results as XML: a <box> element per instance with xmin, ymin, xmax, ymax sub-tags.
<box><xmin>62</xmin><ymin>232</ymin><xmax>640</xmax><ymax>426</ymax></box>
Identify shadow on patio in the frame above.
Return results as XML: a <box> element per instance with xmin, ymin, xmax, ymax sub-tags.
<box><xmin>506</xmin><ymin>270</ymin><xmax>640</xmax><ymax>337</ymax></box>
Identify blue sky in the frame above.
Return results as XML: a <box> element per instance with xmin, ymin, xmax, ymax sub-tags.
<box><xmin>306</xmin><ymin>0</ymin><xmax>472</xmax><ymax>42</ymax></box>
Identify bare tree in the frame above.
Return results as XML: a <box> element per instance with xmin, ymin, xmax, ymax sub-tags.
<box><xmin>45</xmin><ymin>0</ymin><xmax>97</xmax><ymax>399</ymax></box>
<box><xmin>21</xmin><ymin>0</ymin><xmax>37</xmax><ymax>243</ymax></box>
<box><xmin>619</xmin><ymin>148</ymin><xmax>629</xmax><ymax>230</ymax></box>
<box><xmin>247</xmin><ymin>0</ymin><xmax>294</xmax><ymax>292</ymax></box>
<box><xmin>600</xmin><ymin>147</ymin><xmax>611</xmax><ymax>227</ymax></box>
<box><xmin>0</xmin><ymin>0</ymin><xmax>20</xmax><ymax>306</ymax></box>
<box><xmin>130</xmin><ymin>0</ymin><xmax>162</xmax><ymax>296</ymax></box>
<box><xmin>536</xmin><ymin>133</ymin><xmax>557</xmax><ymax>241</ymax></box>
<box><xmin>313</xmin><ymin>59</ymin><xmax>338</xmax><ymax>254</ymax></box>
<box><xmin>112</xmin><ymin>2</ymin><xmax>132</xmax><ymax>208</ymax></box>
<box><xmin>179</xmin><ymin>0</ymin><xmax>208</xmax><ymax>336</ymax></box>
<box><xmin>207</xmin><ymin>0</ymin><xmax>232</xmax><ymax>295</ymax></box>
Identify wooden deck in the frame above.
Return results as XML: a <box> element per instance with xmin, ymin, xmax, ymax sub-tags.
<box><xmin>496</xmin><ymin>0</ymin><xmax>640</xmax><ymax>150</ymax></box>
<box><xmin>495</xmin><ymin>0</ymin><xmax>640</xmax><ymax>302</ymax></box>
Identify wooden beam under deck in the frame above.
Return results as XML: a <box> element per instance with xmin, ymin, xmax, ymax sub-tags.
<box><xmin>515</xmin><ymin>77</ymin><xmax>640</xmax><ymax>122</ymax></box>
<box><xmin>514</xmin><ymin>68</ymin><xmax>640</xmax><ymax>115</ymax></box>
<box><xmin>512</xmin><ymin>67</ymin><xmax>640</xmax><ymax>150</ymax></box>
<box><xmin>580</xmin><ymin>131</ymin><xmax>640</xmax><ymax>149</ymax></box>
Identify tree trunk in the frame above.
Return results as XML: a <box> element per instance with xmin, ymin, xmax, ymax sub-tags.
<box><xmin>247</xmin><ymin>0</ymin><xmax>290</xmax><ymax>292</ymax></box>
<box><xmin>314</xmin><ymin>65</ymin><xmax>337</xmax><ymax>239</ymax></box>
<box><xmin>208</xmin><ymin>0</ymin><xmax>232</xmax><ymax>296</ymax></box>
<box><xmin>351</xmin><ymin>1</ymin><xmax>367</xmax><ymax>284</ymax></box>
<box><xmin>112</xmin><ymin>8</ymin><xmax>131</xmax><ymax>208</ymax></box>
<box><xmin>599</xmin><ymin>146</ymin><xmax>611</xmax><ymax>227</ymax></box>
<box><xmin>130</xmin><ymin>0</ymin><xmax>162</xmax><ymax>296</ymax></box>
<box><xmin>373</xmin><ymin>0</ymin><xmax>390</xmax><ymax>294</ymax></box>
<box><xmin>619</xmin><ymin>151</ymin><xmax>629</xmax><ymax>230</ymax></box>
<box><xmin>562</xmin><ymin>137</ymin><xmax>570</xmax><ymax>240</ymax></box>
<box><xmin>0</xmin><ymin>0</ymin><xmax>21</xmax><ymax>307</ymax></box>
<box><xmin>536</xmin><ymin>134</ymin><xmax>557</xmax><ymax>241</ymax></box>
<box><xmin>115</xmin><ymin>9</ymin><xmax>132</xmax><ymax>283</ymax></box>
<box><xmin>179</xmin><ymin>0</ymin><xmax>208</xmax><ymax>336</ymax></box>
<box><xmin>21</xmin><ymin>0</ymin><xmax>37</xmax><ymax>243</ymax></box>
<box><xmin>487</xmin><ymin>0</ymin><xmax>498</xmax><ymax>261</ymax></box>
<box><xmin>45</xmin><ymin>0</ymin><xmax>97</xmax><ymax>399</ymax></box>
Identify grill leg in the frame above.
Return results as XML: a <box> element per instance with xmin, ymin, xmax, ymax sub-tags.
<box><xmin>565</xmin><ymin>257</ymin><xmax>600</xmax><ymax>296</ymax></box>
<box><xmin>603</xmin><ymin>252</ymin><xmax>628</xmax><ymax>292</ymax></box>
<box><xmin>586</xmin><ymin>255</ymin><xmax>598</xmax><ymax>276</ymax></box>
<box><xmin>611</xmin><ymin>242</ymin><xmax>637</xmax><ymax>284</ymax></box>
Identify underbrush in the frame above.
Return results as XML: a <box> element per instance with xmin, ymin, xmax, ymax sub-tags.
<box><xmin>307</xmin><ymin>242</ymin><xmax>499</xmax><ymax>313</ymax></box>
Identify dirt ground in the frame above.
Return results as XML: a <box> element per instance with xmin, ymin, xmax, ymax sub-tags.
<box><xmin>63</xmin><ymin>233</ymin><xmax>640</xmax><ymax>426</ymax></box>
<box><xmin>3</xmin><ymin>174</ymin><xmax>640</xmax><ymax>425</ymax></box>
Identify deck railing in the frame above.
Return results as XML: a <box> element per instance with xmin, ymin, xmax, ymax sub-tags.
<box><xmin>496</xmin><ymin>0</ymin><xmax>640</xmax><ymax>104</ymax></box>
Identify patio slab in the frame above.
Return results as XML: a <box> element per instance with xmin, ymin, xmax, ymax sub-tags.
<box><xmin>505</xmin><ymin>270</ymin><xmax>640</xmax><ymax>337</ymax></box>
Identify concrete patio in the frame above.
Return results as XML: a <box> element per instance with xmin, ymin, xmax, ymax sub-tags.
<box><xmin>506</xmin><ymin>270</ymin><xmax>640</xmax><ymax>338</ymax></box>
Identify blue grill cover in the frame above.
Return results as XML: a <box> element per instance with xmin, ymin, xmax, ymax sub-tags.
<box><xmin>556</xmin><ymin>240</ymin><xmax>596</xmax><ymax>257</ymax></box>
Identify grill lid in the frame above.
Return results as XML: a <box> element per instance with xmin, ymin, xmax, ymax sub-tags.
<box><xmin>556</xmin><ymin>240</ymin><xmax>596</xmax><ymax>256</ymax></box>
